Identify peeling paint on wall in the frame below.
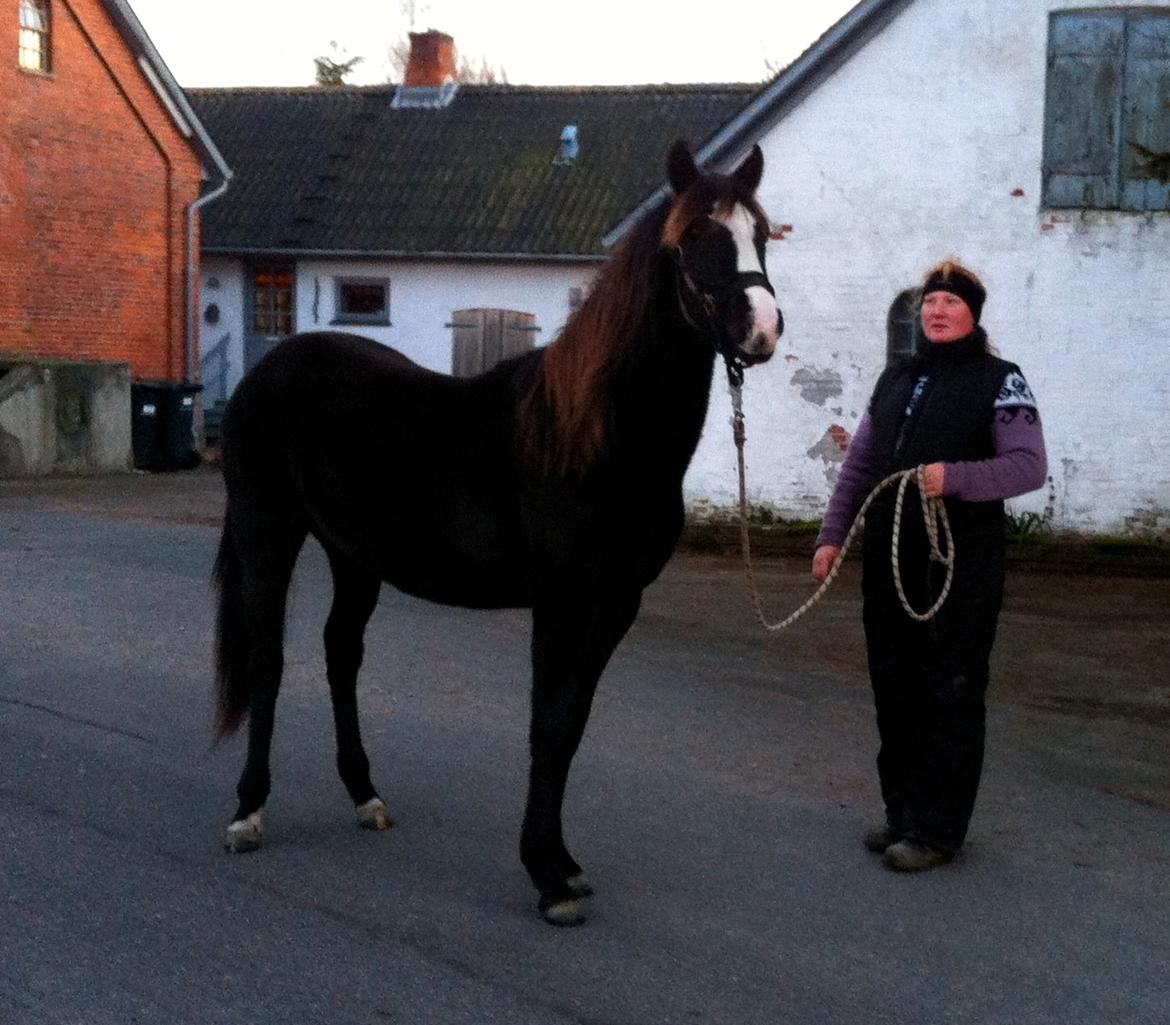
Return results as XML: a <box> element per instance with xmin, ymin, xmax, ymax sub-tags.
<box><xmin>791</xmin><ymin>367</ymin><xmax>844</xmax><ymax>406</ymax></box>
<box><xmin>807</xmin><ymin>424</ymin><xmax>851</xmax><ymax>463</ymax></box>
<box><xmin>811</xmin><ymin>422</ymin><xmax>853</xmax><ymax>492</ymax></box>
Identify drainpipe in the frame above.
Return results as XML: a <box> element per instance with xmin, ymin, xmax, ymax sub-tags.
<box><xmin>186</xmin><ymin>174</ymin><xmax>231</xmax><ymax>384</ymax></box>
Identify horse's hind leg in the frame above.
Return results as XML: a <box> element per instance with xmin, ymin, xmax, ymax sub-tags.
<box><xmin>224</xmin><ymin>517</ymin><xmax>305</xmax><ymax>853</ymax></box>
<box><xmin>323</xmin><ymin>547</ymin><xmax>392</xmax><ymax>831</ymax></box>
<box><xmin>522</xmin><ymin>589</ymin><xmax>642</xmax><ymax>926</ymax></box>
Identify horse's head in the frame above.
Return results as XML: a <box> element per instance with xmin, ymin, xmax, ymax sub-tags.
<box><xmin>662</xmin><ymin>141</ymin><xmax>783</xmax><ymax>371</ymax></box>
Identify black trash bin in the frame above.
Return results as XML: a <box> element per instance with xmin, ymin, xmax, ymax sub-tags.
<box><xmin>130</xmin><ymin>383</ymin><xmax>160</xmax><ymax>470</ymax></box>
<box><xmin>130</xmin><ymin>381</ymin><xmax>202</xmax><ymax>471</ymax></box>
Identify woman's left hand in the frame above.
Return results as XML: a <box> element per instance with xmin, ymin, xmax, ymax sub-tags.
<box><xmin>922</xmin><ymin>462</ymin><xmax>946</xmax><ymax>498</ymax></box>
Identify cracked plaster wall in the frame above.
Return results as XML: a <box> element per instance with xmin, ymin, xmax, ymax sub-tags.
<box><xmin>681</xmin><ymin>0</ymin><xmax>1170</xmax><ymax>538</ymax></box>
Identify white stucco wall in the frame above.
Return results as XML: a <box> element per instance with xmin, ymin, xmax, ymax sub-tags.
<box><xmin>198</xmin><ymin>257</ymin><xmax>597</xmax><ymax>397</ymax></box>
<box><xmin>199</xmin><ymin>256</ymin><xmax>246</xmax><ymax>402</ymax></box>
<box><xmin>682</xmin><ymin>0</ymin><xmax>1170</xmax><ymax>537</ymax></box>
<box><xmin>294</xmin><ymin>259</ymin><xmax>597</xmax><ymax>374</ymax></box>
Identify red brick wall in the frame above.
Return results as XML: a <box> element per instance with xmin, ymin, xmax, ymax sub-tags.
<box><xmin>0</xmin><ymin>0</ymin><xmax>206</xmax><ymax>381</ymax></box>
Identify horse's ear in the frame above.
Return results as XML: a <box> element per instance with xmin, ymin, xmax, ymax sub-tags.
<box><xmin>667</xmin><ymin>140</ymin><xmax>699</xmax><ymax>194</ymax></box>
<box><xmin>731</xmin><ymin>144</ymin><xmax>765</xmax><ymax>193</ymax></box>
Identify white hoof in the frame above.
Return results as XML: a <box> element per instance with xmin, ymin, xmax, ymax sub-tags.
<box><xmin>224</xmin><ymin>810</ymin><xmax>264</xmax><ymax>853</ymax></box>
<box><xmin>540</xmin><ymin>897</ymin><xmax>587</xmax><ymax>927</ymax></box>
<box><xmin>355</xmin><ymin>797</ymin><xmax>393</xmax><ymax>831</ymax></box>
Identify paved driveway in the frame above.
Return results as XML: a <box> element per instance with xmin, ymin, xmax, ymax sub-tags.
<box><xmin>2</xmin><ymin>469</ymin><xmax>1167</xmax><ymax>1024</ymax></box>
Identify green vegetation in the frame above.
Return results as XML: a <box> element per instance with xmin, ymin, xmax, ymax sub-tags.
<box><xmin>1005</xmin><ymin>509</ymin><xmax>1051</xmax><ymax>542</ymax></box>
<box><xmin>680</xmin><ymin>507</ymin><xmax>1169</xmax><ymax>575</ymax></box>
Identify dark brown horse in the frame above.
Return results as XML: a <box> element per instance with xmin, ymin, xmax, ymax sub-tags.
<box><xmin>213</xmin><ymin>141</ymin><xmax>782</xmax><ymax>925</ymax></box>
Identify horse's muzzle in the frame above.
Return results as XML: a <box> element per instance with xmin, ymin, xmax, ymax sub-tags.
<box><xmin>738</xmin><ymin>344</ymin><xmax>774</xmax><ymax>367</ymax></box>
<box><xmin>737</xmin><ymin>305</ymin><xmax>782</xmax><ymax>366</ymax></box>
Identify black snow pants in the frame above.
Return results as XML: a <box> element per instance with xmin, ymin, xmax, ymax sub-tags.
<box><xmin>861</xmin><ymin>501</ymin><xmax>1004</xmax><ymax>852</ymax></box>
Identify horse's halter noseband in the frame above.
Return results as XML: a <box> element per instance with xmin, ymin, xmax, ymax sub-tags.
<box><xmin>671</xmin><ymin>245</ymin><xmax>776</xmax><ymax>387</ymax></box>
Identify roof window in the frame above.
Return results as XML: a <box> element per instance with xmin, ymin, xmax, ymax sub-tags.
<box><xmin>391</xmin><ymin>81</ymin><xmax>459</xmax><ymax>109</ymax></box>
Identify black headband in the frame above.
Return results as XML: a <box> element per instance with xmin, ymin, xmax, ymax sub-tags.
<box><xmin>922</xmin><ymin>271</ymin><xmax>986</xmax><ymax>323</ymax></box>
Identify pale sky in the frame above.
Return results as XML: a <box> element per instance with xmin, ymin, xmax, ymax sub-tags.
<box><xmin>127</xmin><ymin>0</ymin><xmax>858</xmax><ymax>88</ymax></box>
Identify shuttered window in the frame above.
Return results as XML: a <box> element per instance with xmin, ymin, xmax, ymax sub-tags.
<box><xmin>1043</xmin><ymin>10</ymin><xmax>1170</xmax><ymax>211</ymax></box>
<box><xmin>450</xmin><ymin>309</ymin><xmax>539</xmax><ymax>377</ymax></box>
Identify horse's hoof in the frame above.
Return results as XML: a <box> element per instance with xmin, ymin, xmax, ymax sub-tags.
<box><xmin>355</xmin><ymin>797</ymin><xmax>394</xmax><ymax>831</ymax></box>
<box><xmin>539</xmin><ymin>896</ymin><xmax>587</xmax><ymax>927</ymax></box>
<box><xmin>566</xmin><ymin>873</ymin><xmax>594</xmax><ymax>898</ymax></box>
<box><xmin>224</xmin><ymin>811</ymin><xmax>264</xmax><ymax>853</ymax></box>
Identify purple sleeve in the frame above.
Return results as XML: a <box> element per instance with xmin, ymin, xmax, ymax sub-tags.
<box><xmin>944</xmin><ymin>407</ymin><xmax>1048</xmax><ymax>502</ymax></box>
<box><xmin>816</xmin><ymin>414</ymin><xmax>881</xmax><ymax>548</ymax></box>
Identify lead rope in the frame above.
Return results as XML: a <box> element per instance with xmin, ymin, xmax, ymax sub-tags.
<box><xmin>728</xmin><ymin>377</ymin><xmax>955</xmax><ymax>631</ymax></box>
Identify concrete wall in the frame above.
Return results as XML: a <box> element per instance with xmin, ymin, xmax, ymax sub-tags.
<box><xmin>681</xmin><ymin>0</ymin><xmax>1170</xmax><ymax>538</ymax></box>
<box><xmin>0</xmin><ymin>360</ymin><xmax>132</xmax><ymax>476</ymax></box>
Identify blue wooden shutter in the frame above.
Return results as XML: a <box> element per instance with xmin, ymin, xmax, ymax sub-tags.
<box><xmin>1044</xmin><ymin>12</ymin><xmax>1125</xmax><ymax>209</ymax></box>
<box><xmin>1121</xmin><ymin>13</ymin><xmax>1170</xmax><ymax>211</ymax></box>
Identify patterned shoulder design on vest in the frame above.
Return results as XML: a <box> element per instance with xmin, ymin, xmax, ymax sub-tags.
<box><xmin>994</xmin><ymin>364</ymin><xmax>1039</xmax><ymax>424</ymax></box>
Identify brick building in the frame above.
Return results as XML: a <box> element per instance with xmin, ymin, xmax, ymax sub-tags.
<box><xmin>1</xmin><ymin>0</ymin><xmax>229</xmax><ymax>383</ymax></box>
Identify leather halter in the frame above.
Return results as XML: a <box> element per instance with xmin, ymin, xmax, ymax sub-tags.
<box><xmin>672</xmin><ymin>250</ymin><xmax>776</xmax><ymax>387</ymax></box>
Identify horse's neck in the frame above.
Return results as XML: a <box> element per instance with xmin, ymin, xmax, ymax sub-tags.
<box><xmin>610</xmin><ymin>292</ymin><xmax>716</xmax><ymax>476</ymax></box>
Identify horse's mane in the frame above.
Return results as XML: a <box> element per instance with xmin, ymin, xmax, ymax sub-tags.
<box><xmin>518</xmin><ymin>199</ymin><xmax>671</xmax><ymax>478</ymax></box>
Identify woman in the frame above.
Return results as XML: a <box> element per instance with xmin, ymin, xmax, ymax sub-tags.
<box><xmin>813</xmin><ymin>261</ymin><xmax>1047</xmax><ymax>872</ymax></box>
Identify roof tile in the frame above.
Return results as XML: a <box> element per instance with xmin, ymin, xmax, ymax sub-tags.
<box><xmin>188</xmin><ymin>83</ymin><xmax>758</xmax><ymax>257</ymax></box>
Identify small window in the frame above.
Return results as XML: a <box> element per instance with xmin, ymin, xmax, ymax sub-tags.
<box><xmin>886</xmin><ymin>288</ymin><xmax>921</xmax><ymax>366</ymax></box>
<box><xmin>333</xmin><ymin>278</ymin><xmax>390</xmax><ymax>325</ymax></box>
<box><xmin>1043</xmin><ymin>9</ymin><xmax>1170</xmax><ymax>211</ymax></box>
<box><xmin>19</xmin><ymin>0</ymin><xmax>51</xmax><ymax>74</ymax></box>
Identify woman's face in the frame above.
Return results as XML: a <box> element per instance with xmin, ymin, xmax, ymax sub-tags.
<box><xmin>921</xmin><ymin>290</ymin><xmax>975</xmax><ymax>343</ymax></box>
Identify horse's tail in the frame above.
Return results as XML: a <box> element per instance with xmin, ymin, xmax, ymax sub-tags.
<box><xmin>213</xmin><ymin>516</ymin><xmax>250</xmax><ymax>740</ymax></box>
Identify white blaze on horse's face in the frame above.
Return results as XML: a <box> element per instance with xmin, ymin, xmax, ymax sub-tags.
<box><xmin>715</xmin><ymin>203</ymin><xmax>780</xmax><ymax>360</ymax></box>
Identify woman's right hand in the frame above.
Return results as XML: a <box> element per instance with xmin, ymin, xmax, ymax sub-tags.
<box><xmin>812</xmin><ymin>544</ymin><xmax>841</xmax><ymax>583</ymax></box>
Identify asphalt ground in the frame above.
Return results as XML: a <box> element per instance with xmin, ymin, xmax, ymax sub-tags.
<box><xmin>2</xmin><ymin>467</ymin><xmax>1168</xmax><ymax>1025</ymax></box>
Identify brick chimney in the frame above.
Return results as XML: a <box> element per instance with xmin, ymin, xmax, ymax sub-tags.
<box><xmin>404</xmin><ymin>31</ymin><xmax>457</xmax><ymax>86</ymax></box>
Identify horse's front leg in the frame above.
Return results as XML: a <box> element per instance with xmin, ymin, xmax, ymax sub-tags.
<box><xmin>522</xmin><ymin>590</ymin><xmax>641</xmax><ymax>926</ymax></box>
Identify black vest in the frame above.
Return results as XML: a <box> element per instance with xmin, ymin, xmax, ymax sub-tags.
<box><xmin>864</xmin><ymin>329</ymin><xmax>1016</xmax><ymax>568</ymax></box>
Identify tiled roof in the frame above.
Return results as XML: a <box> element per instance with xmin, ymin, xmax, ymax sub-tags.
<box><xmin>187</xmin><ymin>83</ymin><xmax>758</xmax><ymax>259</ymax></box>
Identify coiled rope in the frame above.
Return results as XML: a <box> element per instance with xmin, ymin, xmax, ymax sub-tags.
<box><xmin>728</xmin><ymin>381</ymin><xmax>954</xmax><ymax>632</ymax></box>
